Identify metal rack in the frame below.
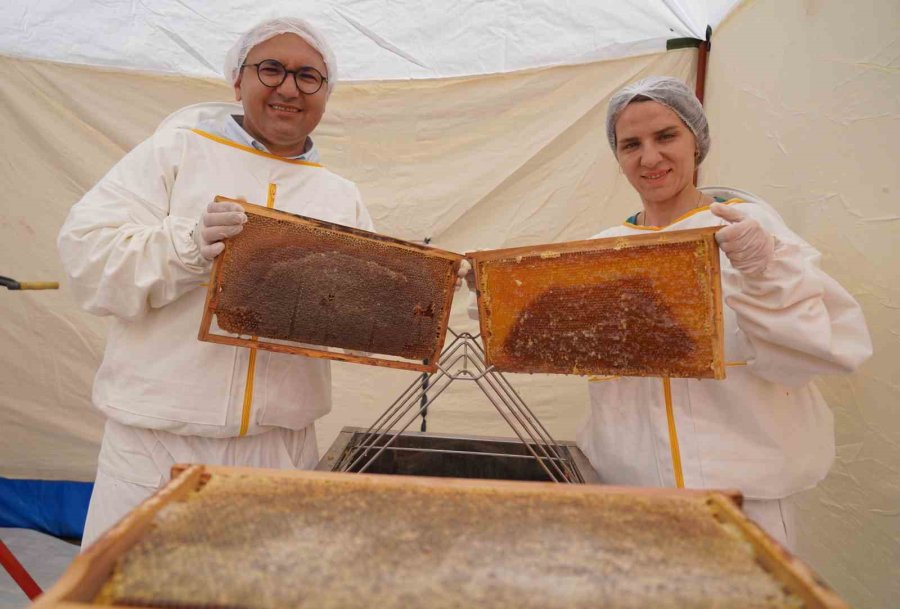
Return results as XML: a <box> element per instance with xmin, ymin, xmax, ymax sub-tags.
<box><xmin>334</xmin><ymin>329</ymin><xmax>585</xmax><ymax>483</ymax></box>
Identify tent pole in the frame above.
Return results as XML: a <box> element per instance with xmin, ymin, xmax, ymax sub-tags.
<box><xmin>693</xmin><ymin>26</ymin><xmax>712</xmax><ymax>185</ymax></box>
<box><xmin>694</xmin><ymin>26</ymin><xmax>711</xmax><ymax>104</ymax></box>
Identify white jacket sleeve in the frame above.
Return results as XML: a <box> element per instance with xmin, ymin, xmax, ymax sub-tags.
<box><xmin>353</xmin><ymin>185</ymin><xmax>375</xmax><ymax>232</ymax></box>
<box><xmin>723</xmin><ymin>203</ymin><xmax>872</xmax><ymax>387</ymax></box>
<box><xmin>57</xmin><ymin>132</ymin><xmax>209</xmax><ymax>321</ymax></box>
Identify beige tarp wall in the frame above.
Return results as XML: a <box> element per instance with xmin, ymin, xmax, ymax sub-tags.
<box><xmin>701</xmin><ymin>2</ymin><xmax>899</xmax><ymax>608</ymax></box>
<box><xmin>0</xmin><ymin>47</ymin><xmax>693</xmax><ymax>481</ymax></box>
<box><xmin>0</xmin><ymin>0</ymin><xmax>895</xmax><ymax>606</ymax></box>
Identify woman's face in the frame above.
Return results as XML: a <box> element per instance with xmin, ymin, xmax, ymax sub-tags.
<box><xmin>614</xmin><ymin>100</ymin><xmax>698</xmax><ymax>206</ymax></box>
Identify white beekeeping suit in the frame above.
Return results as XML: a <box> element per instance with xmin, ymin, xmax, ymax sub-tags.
<box><xmin>57</xmin><ymin>17</ymin><xmax>373</xmax><ymax>547</ymax></box>
<box><xmin>576</xmin><ymin>187</ymin><xmax>871</xmax><ymax>547</ymax></box>
<box><xmin>59</xmin><ymin>101</ymin><xmax>373</xmax><ymax>436</ymax></box>
<box><xmin>59</xmin><ymin>100</ymin><xmax>374</xmax><ymax>547</ymax></box>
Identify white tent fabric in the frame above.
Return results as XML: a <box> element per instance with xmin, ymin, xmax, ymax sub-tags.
<box><xmin>0</xmin><ymin>0</ymin><xmax>737</xmax><ymax>80</ymax></box>
<box><xmin>1</xmin><ymin>1</ymin><xmax>897</xmax><ymax>607</ymax></box>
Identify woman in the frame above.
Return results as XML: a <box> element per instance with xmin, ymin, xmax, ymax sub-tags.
<box><xmin>576</xmin><ymin>76</ymin><xmax>872</xmax><ymax>549</ymax></box>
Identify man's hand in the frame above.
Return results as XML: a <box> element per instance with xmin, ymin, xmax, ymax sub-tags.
<box><xmin>710</xmin><ymin>203</ymin><xmax>775</xmax><ymax>276</ymax></box>
<box><xmin>456</xmin><ymin>259</ymin><xmax>475</xmax><ymax>291</ymax></box>
<box><xmin>193</xmin><ymin>202</ymin><xmax>248</xmax><ymax>261</ymax></box>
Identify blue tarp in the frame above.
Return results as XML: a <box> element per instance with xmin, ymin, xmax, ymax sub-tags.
<box><xmin>0</xmin><ymin>478</ymin><xmax>92</xmax><ymax>539</ymax></box>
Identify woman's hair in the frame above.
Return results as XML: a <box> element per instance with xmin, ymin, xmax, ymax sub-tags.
<box><xmin>605</xmin><ymin>76</ymin><xmax>710</xmax><ymax>164</ymax></box>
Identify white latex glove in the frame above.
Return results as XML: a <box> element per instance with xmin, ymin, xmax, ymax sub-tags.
<box><xmin>455</xmin><ymin>259</ymin><xmax>473</xmax><ymax>291</ymax></box>
<box><xmin>710</xmin><ymin>202</ymin><xmax>775</xmax><ymax>276</ymax></box>
<box><xmin>193</xmin><ymin>202</ymin><xmax>248</xmax><ymax>261</ymax></box>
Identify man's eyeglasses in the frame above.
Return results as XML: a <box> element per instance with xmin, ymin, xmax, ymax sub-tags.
<box><xmin>241</xmin><ymin>59</ymin><xmax>327</xmax><ymax>95</ymax></box>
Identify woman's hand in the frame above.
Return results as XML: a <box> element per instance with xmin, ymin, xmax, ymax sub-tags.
<box><xmin>710</xmin><ymin>202</ymin><xmax>774</xmax><ymax>276</ymax></box>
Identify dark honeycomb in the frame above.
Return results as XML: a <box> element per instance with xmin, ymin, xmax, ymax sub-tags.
<box><xmin>211</xmin><ymin>212</ymin><xmax>457</xmax><ymax>361</ymax></box>
<box><xmin>503</xmin><ymin>277</ymin><xmax>698</xmax><ymax>375</ymax></box>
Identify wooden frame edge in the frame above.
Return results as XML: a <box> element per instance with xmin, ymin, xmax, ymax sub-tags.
<box><xmin>426</xmin><ymin>257</ymin><xmax>463</xmax><ymax>367</ymax></box>
<box><xmin>469</xmin><ymin>256</ymin><xmax>493</xmax><ymax>362</ymax></box>
<box><xmin>32</xmin><ymin>466</ymin><xmax>207</xmax><ymax>607</ymax></box>
<box><xmin>198</xmin><ymin>332</ymin><xmax>437</xmax><ymax>373</ymax></box>
<box><xmin>708</xmin><ymin>494</ymin><xmax>851</xmax><ymax>609</ymax></box>
<box><xmin>704</xmin><ymin>232</ymin><xmax>727</xmax><ymax>380</ymax></box>
<box><xmin>465</xmin><ymin>226</ymin><xmax>720</xmax><ymax>263</ymax></box>
<box><xmin>217</xmin><ymin>196</ymin><xmax>464</xmax><ymax>262</ymax></box>
<box><xmin>197</xmin><ymin>253</ymin><xmax>223</xmax><ymax>345</ymax></box>
<box><xmin>166</xmin><ymin>464</ymin><xmax>742</xmax><ymax>502</ymax></box>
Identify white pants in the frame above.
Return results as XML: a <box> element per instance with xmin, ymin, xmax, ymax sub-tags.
<box><xmin>81</xmin><ymin>420</ymin><xmax>319</xmax><ymax>549</ymax></box>
<box><xmin>743</xmin><ymin>496</ymin><xmax>796</xmax><ymax>551</ymax></box>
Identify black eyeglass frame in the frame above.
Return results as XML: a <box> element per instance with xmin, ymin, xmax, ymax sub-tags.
<box><xmin>240</xmin><ymin>59</ymin><xmax>328</xmax><ymax>95</ymax></box>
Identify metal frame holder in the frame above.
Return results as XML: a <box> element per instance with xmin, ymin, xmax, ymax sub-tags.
<box><xmin>334</xmin><ymin>328</ymin><xmax>584</xmax><ymax>483</ymax></box>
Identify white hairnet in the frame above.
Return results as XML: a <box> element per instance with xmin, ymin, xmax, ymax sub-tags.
<box><xmin>224</xmin><ymin>17</ymin><xmax>337</xmax><ymax>97</ymax></box>
<box><xmin>606</xmin><ymin>76</ymin><xmax>710</xmax><ymax>164</ymax></box>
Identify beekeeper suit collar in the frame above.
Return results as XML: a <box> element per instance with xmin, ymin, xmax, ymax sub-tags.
<box><xmin>196</xmin><ymin>113</ymin><xmax>321</xmax><ymax>163</ymax></box>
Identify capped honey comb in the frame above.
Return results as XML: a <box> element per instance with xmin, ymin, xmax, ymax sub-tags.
<box><xmin>468</xmin><ymin>228</ymin><xmax>724</xmax><ymax>378</ymax></box>
<box><xmin>199</xmin><ymin>198</ymin><xmax>463</xmax><ymax>373</ymax></box>
<box><xmin>93</xmin><ymin>469</ymin><xmax>804</xmax><ymax>609</ymax></box>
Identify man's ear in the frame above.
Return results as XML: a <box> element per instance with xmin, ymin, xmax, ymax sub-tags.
<box><xmin>233</xmin><ymin>76</ymin><xmax>242</xmax><ymax>102</ymax></box>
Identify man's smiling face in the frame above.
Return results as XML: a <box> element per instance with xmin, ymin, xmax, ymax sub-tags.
<box><xmin>234</xmin><ymin>33</ymin><xmax>328</xmax><ymax>157</ymax></box>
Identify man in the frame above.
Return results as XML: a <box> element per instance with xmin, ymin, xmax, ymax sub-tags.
<box><xmin>58</xmin><ymin>18</ymin><xmax>373</xmax><ymax>547</ymax></box>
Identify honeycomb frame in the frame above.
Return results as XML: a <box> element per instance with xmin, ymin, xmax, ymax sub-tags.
<box><xmin>32</xmin><ymin>464</ymin><xmax>850</xmax><ymax>609</ymax></box>
<box><xmin>199</xmin><ymin>197</ymin><xmax>463</xmax><ymax>373</ymax></box>
<box><xmin>467</xmin><ymin>227</ymin><xmax>725</xmax><ymax>378</ymax></box>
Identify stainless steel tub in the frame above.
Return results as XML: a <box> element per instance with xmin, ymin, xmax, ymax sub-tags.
<box><xmin>318</xmin><ymin>426</ymin><xmax>602</xmax><ymax>483</ymax></box>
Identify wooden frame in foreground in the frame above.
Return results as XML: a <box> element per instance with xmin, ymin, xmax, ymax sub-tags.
<box><xmin>33</xmin><ymin>464</ymin><xmax>849</xmax><ymax>609</ymax></box>
<box><xmin>198</xmin><ymin>197</ymin><xmax>463</xmax><ymax>373</ymax></box>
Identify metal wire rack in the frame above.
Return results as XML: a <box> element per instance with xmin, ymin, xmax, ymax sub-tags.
<box><xmin>334</xmin><ymin>328</ymin><xmax>585</xmax><ymax>483</ymax></box>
